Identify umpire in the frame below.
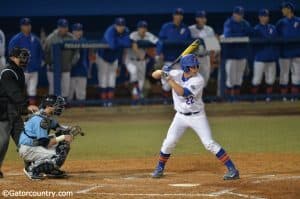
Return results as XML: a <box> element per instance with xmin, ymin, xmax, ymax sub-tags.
<box><xmin>0</xmin><ymin>47</ymin><xmax>38</xmax><ymax>178</ymax></box>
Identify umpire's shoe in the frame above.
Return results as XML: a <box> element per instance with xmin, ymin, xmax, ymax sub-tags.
<box><xmin>152</xmin><ymin>166</ymin><xmax>164</xmax><ymax>178</ymax></box>
<box><xmin>223</xmin><ymin>168</ymin><xmax>239</xmax><ymax>180</ymax></box>
<box><xmin>23</xmin><ymin>168</ymin><xmax>45</xmax><ymax>180</ymax></box>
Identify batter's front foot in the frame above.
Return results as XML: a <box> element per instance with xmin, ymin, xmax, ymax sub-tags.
<box><xmin>152</xmin><ymin>166</ymin><xmax>164</xmax><ymax>178</ymax></box>
<box><xmin>223</xmin><ymin>168</ymin><xmax>239</xmax><ymax>180</ymax></box>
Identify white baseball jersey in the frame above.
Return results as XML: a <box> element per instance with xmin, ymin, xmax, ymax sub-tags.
<box><xmin>188</xmin><ymin>24</ymin><xmax>215</xmax><ymax>39</ymax></box>
<box><xmin>126</xmin><ymin>31</ymin><xmax>158</xmax><ymax>59</ymax></box>
<box><xmin>165</xmin><ymin>70</ymin><xmax>205</xmax><ymax>113</ymax></box>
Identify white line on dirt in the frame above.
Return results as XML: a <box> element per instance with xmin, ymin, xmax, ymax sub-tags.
<box><xmin>227</xmin><ymin>191</ymin><xmax>267</xmax><ymax>199</ymax></box>
<box><xmin>252</xmin><ymin>175</ymin><xmax>300</xmax><ymax>184</ymax></box>
<box><xmin>76</xmin><ymin>185</ymin><xmax>103</xmax><ymax>194</ymax></box>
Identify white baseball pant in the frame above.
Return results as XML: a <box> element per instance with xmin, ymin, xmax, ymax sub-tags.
<box><xmin>279</xmin><ymin>58</ymin><xmax>300</xmax><ymax>85</ymax></box>
<box><xmin>68</xmin><ymin>77</ymin><xmax>87</xmax><ymax>100</ymax></box>
<box><xmin>197</xmin><ymin>55</ymin><xmax>211</xmax><ymax>87</ymax></box>
<box><xmin>252</xmin><ymin>61</ymin><xmax>276</xmax><ymax>86</ymax></box>
<box><xmin>47</xmin><ymin>71</ymin><xmax>71</xmax><ymax>97</ymax></box>
<box><xmin>160</xmin><ymin>112</ymin><xmax>221</xmax><ymax>155</ymax></box>
<box><xmin>225</xmin><ymin>59</ymin><xmax>247</xmax><ymax>88</ymax></box>
<box><xmin>24</xmin><ymin>72</ymin><xmax>39</xmax><ymax>96</ymax></box>
<box><xmin>96</xmin><ymin>55</ymin><xmax>118</xmax><ymax>88</ymax></box>
<box><xmin>125</xmin><ymin>59</ymin><xmax>146</xmax><ymax>90</ymax></box>
<box><xmin>19</xmin><ymin>144</ymin><xmax>56</xmax><ymax>162</ymax></box>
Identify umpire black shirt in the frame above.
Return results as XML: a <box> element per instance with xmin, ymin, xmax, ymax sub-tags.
<box><xmin>0</xmin><ymin>59</ymin><xmax>26</xmax><ymax>119</ymax></box>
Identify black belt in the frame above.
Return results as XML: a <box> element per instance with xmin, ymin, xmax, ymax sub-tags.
<box><xmin>179</xmin><ymin>111</ymin><xmax>200</xmax><ymax>116</ymax></box>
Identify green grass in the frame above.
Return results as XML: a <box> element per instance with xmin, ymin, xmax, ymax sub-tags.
<box><xmin>6</xmin><ymin>114</ymin><xmax>300</xmax><ymax>161</ymax></box>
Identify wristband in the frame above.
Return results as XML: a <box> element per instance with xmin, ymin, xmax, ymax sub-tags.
<box><xmin>55</xmin><ymin>135</ymin><xmax>65</xmax><ymax>142</ymax></box>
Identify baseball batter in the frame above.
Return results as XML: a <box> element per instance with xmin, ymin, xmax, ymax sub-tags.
<box><xmin>189</xmin><ymin>10</ymin><xmax>216</xmax><ymax>86</ymax></box>
<box><xmin>251</xmin><ymin>9</ymin><xmax>278</xmax><ymax>101</ymax></box>
<box><xmin>276</xmin><ymin>2</ymin><xmax>300</xmax><ymax>101</ymax></box>
<box><xmin>125</xmin><ymin>20</ymin><xmax>158</xmax><ymax>101</ymax></box>
<box><xmin>151</xmin><ymin>54</ymin><xmax>239</xmax><ymax>180</ymax></box>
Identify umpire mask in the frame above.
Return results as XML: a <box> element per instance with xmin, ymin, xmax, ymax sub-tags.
<box><xmin>9</xmin><ymin>47</ymin><xmax>31</xmax><ymax>67</ymax></box>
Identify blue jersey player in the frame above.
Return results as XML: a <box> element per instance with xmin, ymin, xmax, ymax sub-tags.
<box><xmin>8</xmin><ymin>18</ymin><xmax>44</xmax><ymax>105</ymax></box>
<box><xmin>251</xmin><ymin>9</ymin><xmax>278</xmax><ymax>101</ymax></box>
<box><xmin>96</xmin><ymin>17</ymin><xmax>131</xmax><ymax>106</ymax></box>
<box><xmin>276</xmin><ymin>2</ymin><xmax>300</xmax><ymax>100</ymax></box>
<box><xmin>223</xmin><ymin>6</ymin><xmax>252</xmax><ymax>98</ymax></box>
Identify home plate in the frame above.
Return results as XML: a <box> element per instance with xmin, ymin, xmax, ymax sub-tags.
<box><xmin>169</xmin><ymin>183</ymin><xmax>200</xmax><ymax>187</ymax></box>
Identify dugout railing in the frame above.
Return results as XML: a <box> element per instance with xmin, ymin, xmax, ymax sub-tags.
<box><xmin>51</xmin><ymin>38</ymin><xmax>300</xmax><ymax>105</ymax></box>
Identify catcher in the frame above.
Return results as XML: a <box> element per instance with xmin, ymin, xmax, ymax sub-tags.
<box><xmin>18</xmin><ymin>95</ymin><xmax>84</xmax><ymax>180</ymax></box>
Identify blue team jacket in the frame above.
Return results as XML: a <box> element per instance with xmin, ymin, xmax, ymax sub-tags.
<box><xmin>98</xmin><ymin>25</ymin><xmax>131</xmax><ymax>63</ymax></box>
<box><xmin>8</xmin><ymin>32</ymin><xmax>43</xmax><ymax>72</ymax></box>
<box><xmin>253</xmin><ymin>24</ymin><xmax>278</xmax><ymax>62</ymax></box>
<box><xmin>157</xmin><ymin>22</ymin><xmax>191</xmax><ymax>62</ymax></box>
<box><xmin>223</xmin><ymin>17</ymin><xmax>252</xmax><ymax>59</ymax></box>
<box><xmin>276</xmin><ymin>16</ymin><xmax>300</xmax><ymax>58</ymax></box>
<box><xmin>71</xmin><ymin>38</ymin><xmax>89</xmax><ymax>77</ymax></box>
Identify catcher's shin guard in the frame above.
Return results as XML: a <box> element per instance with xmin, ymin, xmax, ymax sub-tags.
<box><xmin>55</xmin><ymin>141</ymin><xmax>70</xmax><ymax>167</ymax></box>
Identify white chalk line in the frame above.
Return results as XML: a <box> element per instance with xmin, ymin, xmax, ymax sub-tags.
<box><xmin>76</xmin><ymin>185</ymin><xmax>103</xmax><ymax>194</ymax></box>
<box><xmin>227</xmin><ymin>191</ymin><xmax>267</xmax><ymax>199</ymax></box>
<box><xmin>252</xmin><ymin>175</ymin><xmax>300</xmax><ymax>184</ymax></box>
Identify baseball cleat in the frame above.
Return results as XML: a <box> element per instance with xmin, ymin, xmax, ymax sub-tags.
<box><xmin>152</xmin><ymin>166</ymin><xmax>164</xmax><ymax>178</ymax></box>
<box><xmin>45</xmin><ymin>168</ymin><xmax>68</xmax><ymax>179</ymax></box>
<box><xmin>223</xmin><ymin>168</ymin><xmax>239</xmax><ymax>180</ymax></box>
<box><xmin>0</xmin><ymin>171</ymin><xmax>3</xmax><ymax>178</ymax></box>
<box><xmin>23</xmin><ymin>168</ymin><xmax>45</xmax><ymax>180</ymax></box>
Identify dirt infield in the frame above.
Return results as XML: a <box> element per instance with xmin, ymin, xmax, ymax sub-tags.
<box><xmin>1</xmin><ymin>153</ymin><xmax>300</xmax><ymax>199</ymax></box>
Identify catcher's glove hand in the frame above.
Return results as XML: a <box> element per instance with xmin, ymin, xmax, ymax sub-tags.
<box><xmin>68</xmin><ymin>126</ymin><xmax>85</xmax><ymax>137</ymax></box>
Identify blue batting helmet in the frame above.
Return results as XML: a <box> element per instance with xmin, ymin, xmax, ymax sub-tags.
<box><xmin>180</xmin><ymin>54</ymin><xmax>199</xmax><ymax>72</ymax></box>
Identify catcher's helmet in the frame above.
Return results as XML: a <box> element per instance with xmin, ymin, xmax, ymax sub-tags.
<box><xmin>9</xmin><ymin>47</ymin><xmax>31</xmax><ymax>66</ymax></box>
<box><xmin>180</xmin><ymin>54</ymin><xmax>199</xmax><ymax>73</ymax></box>
<box><xmin>40</xmin><ymin>95</ymin><xmax>66</xmax><ymax>116</ymax></box>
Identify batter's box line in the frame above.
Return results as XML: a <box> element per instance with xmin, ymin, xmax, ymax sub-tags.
<box><xmin>76</xmin><ymin>188</ymin><xmax>266</xmax><ymax>199</ymax></box>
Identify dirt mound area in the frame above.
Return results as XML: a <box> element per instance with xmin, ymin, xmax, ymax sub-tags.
<box><xmin>1</xmin><ymin>153</ymin><xmax>299</xmax><ymax>199</ymax></box>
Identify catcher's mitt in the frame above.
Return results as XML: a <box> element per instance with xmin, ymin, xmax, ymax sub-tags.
<box><xmin>55</xmin><ymin>125</ymin><xmax>85</xmax><ymax>137</ymax></box>
<box><xmin>68</xmin><ymin>126</ymin><xmax>85</xmax><ymax>137</ymax></box>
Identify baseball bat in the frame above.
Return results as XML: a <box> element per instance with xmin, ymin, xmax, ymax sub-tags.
<box><xmin>167</xmin><ymin>38</ymin><xmax>203</xmax><ymax>68</ymax></box>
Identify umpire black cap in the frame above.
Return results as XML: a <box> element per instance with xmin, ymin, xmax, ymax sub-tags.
<box><xmin>9</xmin><ymin>47</ymin><xmax>31</xmax><ymax>66</ymax></box>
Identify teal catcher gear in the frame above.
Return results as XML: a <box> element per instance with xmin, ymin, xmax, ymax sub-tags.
<box><xmin>180</xmin><ymin>54</ymin><xmax>199</xmax><ymax>72</ymax></box>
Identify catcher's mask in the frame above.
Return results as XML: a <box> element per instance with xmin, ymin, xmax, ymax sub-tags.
<box><xmin>40</xmin><ymin>95</ymin><xmax>66</xmax><ymax>116</ymax></box>
<box><xmin>9</xmin><ymin>47</ymin><xmax>31</xmax><ymax>67</ymax></box>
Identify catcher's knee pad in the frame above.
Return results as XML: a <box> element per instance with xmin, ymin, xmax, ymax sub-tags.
<box><xmin>204</xmin><ymin>140</ymin><xmax>221</xmax><ymax>154</ymax></box>
<box><xmin>55</xmin><ymin>141</ymin><xmax>70</xmax><ymax>167</ymax></box>
<box><xmin>30</xmin><ymin>160</ymin><xmax>55</xmax><ymax>174</ymax></box>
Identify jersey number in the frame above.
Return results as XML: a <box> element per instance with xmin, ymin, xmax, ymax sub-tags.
<box><xmin>185</xmin><ymin>96</ymin><xmax>195</xmax><ymax>105</ymax></box>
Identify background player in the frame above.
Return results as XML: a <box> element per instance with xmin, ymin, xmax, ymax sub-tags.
<box><xmin>45</xmin><ymin>18</ymin><xmax>79</xmax><ymax>100</ymax></box>
<box><xmin>8</xmin><ymin>18</ymin><xmax>44</xmax><ymax>105</ymax></box>
<box><xmin>96</xmin><ymin>17</ymin><xmax>131</xmax><ymax>107</ymax></box>
<box><xmin>276</xmin><ymin>2</ymin><xmax>300</xmax><ymax>101</ymax></box>
<box><xmin>156</xmin><ymin>8</ymin><xmax>191</xmax><ymax>102</ymax></box>
<box><xmin>189</xmin><ymin>10</ymin><xmax>216</xmax><ymax>86</ymax></box>
<box><xmin>0</xmin><ymin>28</ymin><xmax>5</xmax><ymax>70</ymax></box>
<box><xmin>151</xmin><ymin>54</ymin><xmax>239</xmax><ymax>180</ymax></box>
<box><xmin>223</xmin><ymin>6</ymin><xmax>252</xmax><ymax>99</ymax></box>
<box><xmin>251</xmin><ymin>9</ymin><xmax>278</xmax><ymax>102</ymax></box>
<box><xmin>69</xmin><ymin>23</ymin><xmax>89</xmax><ymax>102</ymax></box>
<box><xmin>125</xmin><ymin>20</ymin><xmax>158</xmax><ymax>102</ymax></box>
